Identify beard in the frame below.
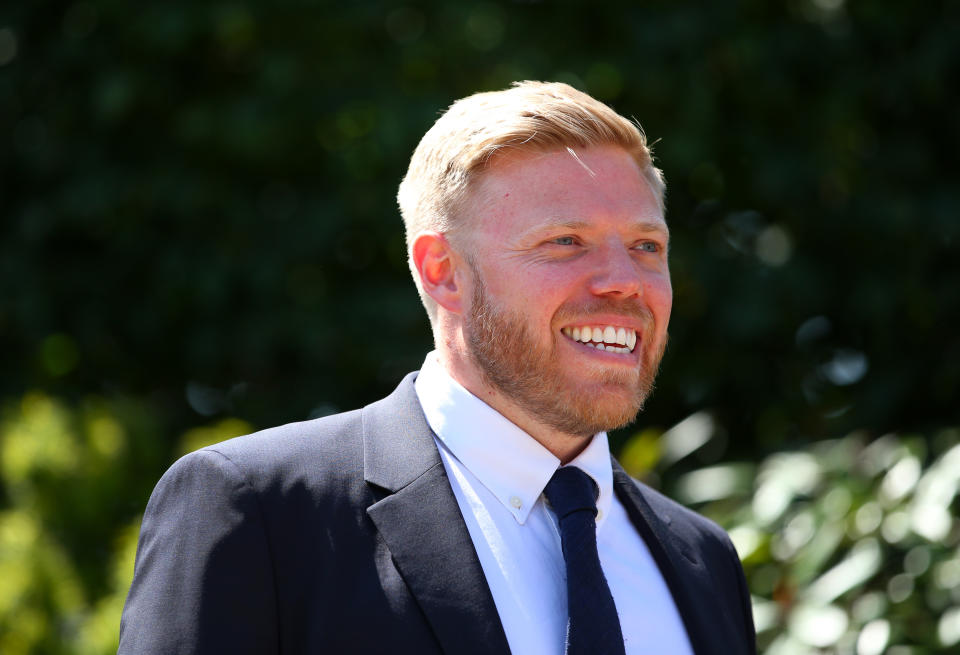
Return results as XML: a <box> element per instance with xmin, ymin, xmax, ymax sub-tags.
<box><xmin>464</xmin><ymin>272</ymin><xmax>667</xmax><ymax>438</ymax></box>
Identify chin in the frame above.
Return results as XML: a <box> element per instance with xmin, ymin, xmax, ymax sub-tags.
<box><xmin>550</xmin><ymin>379</ymin><xmax>647</xmax><ymax>436</ymax></box>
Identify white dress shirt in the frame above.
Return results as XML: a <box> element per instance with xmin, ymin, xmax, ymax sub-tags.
<box><xmin>414</xmin><ymin>352</ymin><xmax>693</xmax><ymax>655</ymax></box>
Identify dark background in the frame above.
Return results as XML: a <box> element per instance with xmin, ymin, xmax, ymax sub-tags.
<box><xmin>1</xmin><ymin>1</ymin><xmax>958</xmax><ymax>652</ymax></box>
<box><xmin>5</xmin><ymin>1</ymin><xmax>958</xmax><ymax>455</ymax></box>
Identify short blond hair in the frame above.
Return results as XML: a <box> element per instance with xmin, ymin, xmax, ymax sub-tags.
<box><xmin>397</xmin><ymin>80</ymin><xmax>665</xmax><ymax>321</ymax></box>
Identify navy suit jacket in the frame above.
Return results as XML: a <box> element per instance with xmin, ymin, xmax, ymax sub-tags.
<box><xmin>119</xmin><ymin>373</ymin><xmax>756</xmax><ymax>654</ymax></box>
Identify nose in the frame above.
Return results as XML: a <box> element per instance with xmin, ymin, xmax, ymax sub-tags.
<box><xmin>587</xmin><ymin>243</ymin><xmax>643</xmax><ymax>298</ymax></box>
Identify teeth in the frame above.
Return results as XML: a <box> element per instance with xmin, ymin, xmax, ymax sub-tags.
<box><xmin>562</xmin><ymin>324</ymin><xmax>640</xmax><ymax>353</ymax></box>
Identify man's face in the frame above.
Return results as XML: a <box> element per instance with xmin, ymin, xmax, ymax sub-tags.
<box><xmin>459</xmin><ymin>145</ymin><xmax>672</xmax><ymax>437</ymax></box>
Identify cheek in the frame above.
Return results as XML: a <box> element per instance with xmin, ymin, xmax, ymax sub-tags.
<box><xmin>645</xmin><ymin>275</ymin><xmax>673</xmax><ymax>320</ymax></box>
<box><xmin>485</xmin><ymin>275</ymin><xmax>565</xmax><ymax>329</ymax></box>
<box><xmin>498</xmin><ymin>269</ymin><xmax>572</xmax><ymax>306</ymax></box>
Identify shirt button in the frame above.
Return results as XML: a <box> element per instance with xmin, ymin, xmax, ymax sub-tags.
<box><xmin>510</xmin><ymin>496</ymin><xmax>523</xmax><ymax>509</ymax></box>
<box><xmin>596</xmin><ymin>509</ymin><xmax>604</xmax><ymax>520</ymax></box>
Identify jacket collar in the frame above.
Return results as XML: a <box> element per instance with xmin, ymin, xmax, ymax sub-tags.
<box><xmin>360</xmin><ymin>371</ymin><xmax>738</xmax><ymax>655</ymax></box>
<box><xmin>361</xmin><ymin>373</ymin><xmax>511</xmax><ymax>655</ymax></box>
<box><xmin>613</xmin><ymin>460</ymin><xmax>748</xmax><ymax>655</ymax></box>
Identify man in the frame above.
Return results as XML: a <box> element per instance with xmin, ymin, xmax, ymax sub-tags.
<box><xmin>119</xmin><ymin>82</ymin><xmax>756</xmax><ymax>654</ymax></box>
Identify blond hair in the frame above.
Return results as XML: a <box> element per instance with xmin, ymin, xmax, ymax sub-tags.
<box><xmin>397</xmin><ymin>80</ymin><xmax>665</xmax><ymax>321</ymax></box>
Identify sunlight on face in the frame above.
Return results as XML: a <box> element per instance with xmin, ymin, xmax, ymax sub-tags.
<box><xmin>465</xmin><ymin>267</ymin><xmax>666</xmax><ymax>437</ymax></box>
<box><xmin>455</xmin><ymin>146</ymin><xmax>673</xmax><ymax>440</ymax></box>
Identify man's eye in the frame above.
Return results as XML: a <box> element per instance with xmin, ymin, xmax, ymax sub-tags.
<box><xmin>552</xmin><ymin>236</ymin><xmax>577</xmax><ymax>246</ymax></box>
<box><xmin>635</xmin><ymin>241</ymin><xmax>660</xmax><ymax>253</ymax></box>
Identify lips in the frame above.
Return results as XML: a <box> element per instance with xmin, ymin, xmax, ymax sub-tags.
<box><xmin>560</xmin><ymin>325</ymin><xmax>637</xmax><ymax>354</ymax></box>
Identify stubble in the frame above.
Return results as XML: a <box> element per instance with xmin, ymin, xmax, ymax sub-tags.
<box><xmin>464</xmin><ymin>272</ymin><xmax>667</xmax><ymax>438</ymax></box>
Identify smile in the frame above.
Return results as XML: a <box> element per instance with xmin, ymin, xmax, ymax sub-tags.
<box><xmin>560</xmin><ymin>325</ymin><xmax>637</xmax><ymax>354</ymax></box>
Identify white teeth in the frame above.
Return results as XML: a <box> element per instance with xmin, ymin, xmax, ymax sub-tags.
<box><xmin>562</xmin><ymin>324</ymin><xmax>639</xmax><ymax>353</ymax></box>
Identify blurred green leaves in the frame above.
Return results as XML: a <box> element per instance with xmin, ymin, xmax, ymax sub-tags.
<box><xmin>0</xmin><ymin>392</ymin><xmax>251</xmax><ymax>654</ymax></box>
<box><xmin>623</xmin><ymin>421</ymin><xmax>960</xmax><ymax>653</ymax></box>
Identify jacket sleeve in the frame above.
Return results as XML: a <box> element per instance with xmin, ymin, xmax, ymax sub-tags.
<box><xmin>119</xmin><ymin>449</ymin><xmax>279</xmax><ymax>654</ymax></box>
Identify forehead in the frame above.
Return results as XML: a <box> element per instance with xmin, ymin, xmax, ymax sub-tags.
<box><xmin>464</xmin><ymin>145</ymin><xmax>665</xmax><ymax>239</ymax></box>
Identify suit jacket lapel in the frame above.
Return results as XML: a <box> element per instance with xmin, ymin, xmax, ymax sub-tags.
<box><xmin>612</xmin><ymin>461</ymin><xmax>716</xmax><ymax>655</ymax></box>
<box><xmin>362</xmin><ymin>374</ymin><xmax>511</xmax><ymax>655</ymax></box>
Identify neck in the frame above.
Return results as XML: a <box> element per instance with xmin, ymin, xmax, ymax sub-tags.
<box><xmin>434</xmin><ymin>346</ymin><xmax>594</xmax><ymax>465</ymax></box>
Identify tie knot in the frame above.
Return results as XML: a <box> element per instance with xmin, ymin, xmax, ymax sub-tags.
<box><xmin>544</xmin><ymin>466</ymin><xmax>599</xmax><ymax>520</ymax></box>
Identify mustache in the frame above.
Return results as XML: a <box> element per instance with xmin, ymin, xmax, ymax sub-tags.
<box><xmin>553</xmin><ymin>298</ymin><xmax>655</xmax><ymax>325</ymax></box>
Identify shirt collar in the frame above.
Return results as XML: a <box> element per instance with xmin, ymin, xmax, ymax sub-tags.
<box><xmin>414</xmin><ymin>351</ymin><xmax>614</xmax><ymax>527</ymax></box>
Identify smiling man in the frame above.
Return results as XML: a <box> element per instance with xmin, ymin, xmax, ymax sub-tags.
<box><xmin>120</xmin><ymin>82</ymin><xmax>756</xmax><ymax>655</ymax></box>
<box><xmin>420</xmin><ymin>144</ymin><xmax>671</xmax><ymax>460</ymax></box>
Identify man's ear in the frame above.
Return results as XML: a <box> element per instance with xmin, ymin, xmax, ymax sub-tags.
<box><xmin>411</xmin><ymin>231</ymin><xmax>466</xmax><ymax>315</ymax></box>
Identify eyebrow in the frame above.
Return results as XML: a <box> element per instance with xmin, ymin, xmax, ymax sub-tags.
<box><xmin>531</xmin><ymin>220</ymin><xmax>670</xmax><ymax>239</ymax></box>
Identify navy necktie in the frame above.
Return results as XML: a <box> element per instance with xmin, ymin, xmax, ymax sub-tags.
<box><xmin>544</xmin><ymin>466</ymin><xmax>626</xmax><ymax>655</ymax></box>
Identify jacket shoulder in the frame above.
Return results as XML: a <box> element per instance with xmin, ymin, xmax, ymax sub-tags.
<box><xmin>156</xmin><ymin>408</ymin><xmax>367</xmax><ymax>509</ymax></box>
<box><xmin>206</xmin><ymin>408</ymin><xmax>364</xmax><ymax>464</ymax></box>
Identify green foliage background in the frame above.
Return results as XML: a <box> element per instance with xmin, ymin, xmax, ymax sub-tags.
<box><xmin>1</xmin><ymin>1</ymin><xmax>958</xmax><ymax>653</ymax></box>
